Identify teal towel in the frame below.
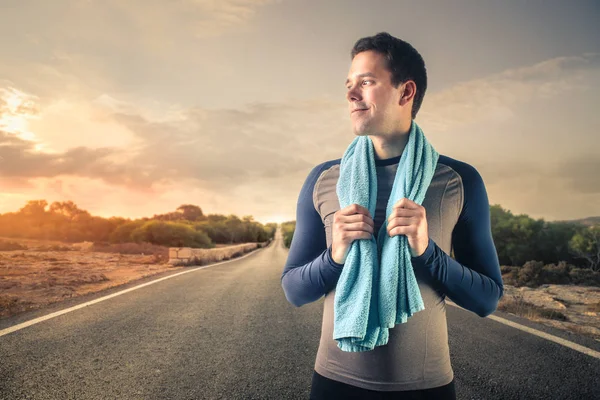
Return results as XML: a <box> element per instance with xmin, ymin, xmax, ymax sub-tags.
<box><xmin>333</xmin><ymin>120</ymin><xmax>439</xmax><ymax>352</ymax></box>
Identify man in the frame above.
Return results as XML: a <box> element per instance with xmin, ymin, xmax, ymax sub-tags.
<box><xmin>281</xmin><ymin>32</ymin><xmax>504</xmax><ymax>399</ymax></box>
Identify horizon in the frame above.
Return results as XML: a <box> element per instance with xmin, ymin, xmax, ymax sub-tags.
<box><xmin>1</xmin><ymin>198</ymin><xmax>598</xmax><ymax>227</ymax></box>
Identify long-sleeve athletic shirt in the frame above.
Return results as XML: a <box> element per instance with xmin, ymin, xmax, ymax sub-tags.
<box><xmin>280</xmin><ymin>153</ymin><xmax>504</xmax><ymax>391</ymax></box>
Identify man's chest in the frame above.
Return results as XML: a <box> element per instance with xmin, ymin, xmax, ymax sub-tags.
<box><xmin>313</xmin><ymin>163</ymin><xmax>464</xmax><ymax>254</ymax></box>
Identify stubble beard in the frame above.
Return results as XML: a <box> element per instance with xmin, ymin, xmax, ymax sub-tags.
<box><xmin>352</xmin><ymin>115</ymin><xmax>373</xmax><ymax>137</ymax></box>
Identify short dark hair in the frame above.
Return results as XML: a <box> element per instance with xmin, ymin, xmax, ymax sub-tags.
<box><xmin>351</xmin><ymin>32</ymin><xmax>427</xmax><ymax>119</ymax></box>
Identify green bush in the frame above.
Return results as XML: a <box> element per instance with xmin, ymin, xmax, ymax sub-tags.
<box><xmin>281</xmin><ymin>221</ymin><xmax>296</xmax><ymax>249</ymax></box>
<box><xmin>131</xmin><ymin>221</ymin><xmax>213</xmax><ymax>248</ymax></box>
<box><xmin>109</xmin><ymin>220</ymin><xmax>146</xmax><ymax>243</ymax></box>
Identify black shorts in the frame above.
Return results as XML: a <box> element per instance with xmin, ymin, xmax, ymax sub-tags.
<box><xmin>309</xmin><ymin>370</ymin><xmax>456</xmax><ymax>400</ymax></box>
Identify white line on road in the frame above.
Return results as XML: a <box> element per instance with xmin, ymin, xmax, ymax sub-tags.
<box><xmin>0</xmin><ymin>248</ymin><xmax>263</xmax><ymax>338</ymax></box>
<box><xmin>446</xmin><ymin>301</ymin><xmax>600</xmax><ymax>359</ymax></box>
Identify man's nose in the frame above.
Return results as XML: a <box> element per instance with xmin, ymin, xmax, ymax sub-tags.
<box><xmin>346</xmin><ymin>85</ymin><xmax>362</xmax><ymax>102</ymax></box>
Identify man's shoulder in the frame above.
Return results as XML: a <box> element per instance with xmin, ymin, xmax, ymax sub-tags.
<box><xmin>298</xmin><ymin>158</ymin><xmax>342</xmax><ymax>198</ymax></box>
<box><xmin>437</xmin><ymin>154</ymin><xmax>484</xmax><ymax>184</ymax></box>
<box><xmin>312</xmin><ymin>158</ymin><xmax>342</xmax><ymax>173</ymax></box>
<box><xmin>438</xmin><ymin>155</ymin><xmax>490</xmax><ymax>219</ymax></box>
<box><xmin>304</xmin><ymin>158</ymin><xmax>342</xmax><ymax>185</ymax></box>
<box><xmin>306</xmin><ymin>154</ymin><xmax>485</xmax><ymax>188</ymax></box>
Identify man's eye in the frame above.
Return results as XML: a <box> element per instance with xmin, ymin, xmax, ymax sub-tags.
<box><xmin>346</xmin><ymin>80</ymin><xmax>372</xmax><ymax>89</ymax></box>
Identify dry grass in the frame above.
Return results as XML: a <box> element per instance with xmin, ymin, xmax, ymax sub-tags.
<box><xmin>90</xmin><ymin>242</ymin><xmax>169</xmax><ymax>257</ymax></box>
<box><xmin>587</xmin><ymin>301</ymin><xmax>600</xmax><ymax>313</ymax></box>
<box><xmin>0</xmin><ymin>245</ymin><xmax>181</xmax><ymax>319</ymax></box>
<box><xmin>0</xmin><ymin>240</ymin><xmax>28</xmax><ymax>251</ymax></box>
<box><xmin>170</xmin><ymin>242</ymin><xmax>265</xmax><ymax>266</ymax></box>
<box><xmin>497</xmin><ymin>294</ymin><xmax>569</xmax><ymax>322</ymax></box>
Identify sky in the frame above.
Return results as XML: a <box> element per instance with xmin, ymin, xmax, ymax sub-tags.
<box><xmin>0</xmin><ymin>0</ymin><xmax>598</xmax><ymax>224</ymax></box>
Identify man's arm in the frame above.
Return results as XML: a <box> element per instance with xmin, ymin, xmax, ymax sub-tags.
<box><xmin>281</xmin><ymin>163</ymin><xmax>345</xmax><ymax>307</ymax></box>
<box><xmin>410</xmin><ymin>162</ymin><xmax>504</xmax><ymax>317</ymax></box>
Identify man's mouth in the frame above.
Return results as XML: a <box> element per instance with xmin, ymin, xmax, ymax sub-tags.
<box><xmin>352</xmin><ymin>108</ymin><xmax>368</xmax><ymax>114</ymax></box>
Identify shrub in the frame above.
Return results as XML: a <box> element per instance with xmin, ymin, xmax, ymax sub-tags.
<box><xmin>508</xmin><ymin>260</ymin><xmax>600</xmax><ymax>287</ymax></box>
<box><xmin>570</xmin><ymin>268</ymin><xmax>600</xmax><ymax>286</ymax></box>
<box><xmin>91</xmin><ymin>242</ymin><xmax>169</xmax><ymax>258</ymax></box>
<box><xmin>33</xmin><ymin>244</ymin><xmax>72</xmax><ymax>252</ymax></box>
<box><xmin>540</xmin><ymin>261</ymin><xmax>572</xmax><ymax>285</ymax></box>
<box><xmin>500</xmin><ymin>265</ymin><xmax>513</xmax><ymax>274</ymax></box>
<box><xmin>109</xmin><ymin>220</ymin><xmax>146</xmax><ymax>243</ymax></box>
<box><xmin>0</xmin><ymin>240</ymin><xmax>28</xmax><ymax>251</ymax></box>
<box><xmin>131</xmin><ymin>221</ymin><xmax>213</xmax><ymax>248</ymax></box>
<box><xmin>513</xmin><ymin>260</ymin><xmax>545</xmax><ymax>287</ymax></box>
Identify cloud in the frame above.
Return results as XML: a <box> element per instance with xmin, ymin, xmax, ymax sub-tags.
<box><xmin>181</xmin><ymin>0</ymin><xmax>280</xmax><ymax>38</ymax></box>
<box><xmin>0</xmin><ymin>130</ymin><xmax>160</xmax><ymax>190</ymax></box>
<box><xmin>0</xmin><ymin>0</ymin><xmax>281</xmax><ymax>101</ymax></box>
<box><xmin>39</xmin><ymin>0</ymin><xmax>279</xmax><ymax>46</ymax></box>
<box><xmin>553</xmin><ymin>153</ymin><xmax>600</xmax><ymax>194</ymax></box>
<box><xmin>0</xmin><ymin>89</ymin><xmax>352</xmax><ymax>195</ymax></box>
<box><xmin>103</xmin><ymin>0</ymin><xmax>280</xmax><ymax>41</ymax></box>
<box><xmin>109</xmin><ymin>97</ymin><xmax>350</xmax><ymax>192</ymax></box>
<box><xmin>418</xmin><ymin>53</ymin><xmax>600</xmax><ymax>133</ymax></box>
<box><xmin>3</xmin><ymin>52</ymin><xmax>599</xmax><ymax>199</ymax></box>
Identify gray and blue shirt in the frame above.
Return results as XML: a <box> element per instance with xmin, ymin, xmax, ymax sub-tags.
<box><xmin>281</xmin><ymin>153</ymin><xmax>504</xmax><ymax>391</ymax></box>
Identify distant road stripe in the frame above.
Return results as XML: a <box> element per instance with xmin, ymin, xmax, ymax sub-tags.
<box><xmin>0</xmin><ymin>248</ymin><xmax>263</xmax><ymax>338</ymax></box>
<box><xmin>446</xmin><ymin>301</ymin><xmax>600</xmax><ymax>359</ymax></box>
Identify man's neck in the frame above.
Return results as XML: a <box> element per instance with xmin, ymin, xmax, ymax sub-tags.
<box><xmin>368</xmin><ymin>121</ymin><xmax>412</xmax><ymax>161</ymax></box>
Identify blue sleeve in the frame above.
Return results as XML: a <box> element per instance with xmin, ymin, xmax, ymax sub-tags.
<box><xmin>410</xmin><ymin>163</ymin><xmax>504</xmax><ymax>317</ymax></box>
<box><xmin>281</xmin><ymin>163</ymin><xmax>345</xmax><ymax>307</ymax></box>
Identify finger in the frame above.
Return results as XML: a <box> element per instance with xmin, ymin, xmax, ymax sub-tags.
<box><xmin>388</xmin><ymin>225</ymin><xmax>408</xmax><ymax>237</ymax></box>
<box><xmin>348</xmin><ymin>213</ymin><xmax>374</xmax><ymax>227</ymax></box>
<box><xmin>395</xmin><ymin>197</ymin><xmax>420</xmax><ymax>210</ymax></box>
<box><xmin>344</xmin><ymin>221</ymin><xmax>374</xmax><ymax>233</ymax></box>
<box><xmin>387</xmin><ymin>215</ymin><xmax>415</xmax><ymax>227</ymax></box>
<box><xmin>387</xmin><ymin>209</ymin><xmax>416</xmax><ymax>225</ymax></box>
<box><xmin>336</xmin><ymin>213</ymin><xmax>374</xmax><ymax>229</ymax></box>
<box><xmin>388</xmin><ymin>207</ymin><xmax>415</xmax><ymax>219</ymax></box>
<box><xmin>340</xmin><ymin>203</ymin><xmax>372</xmax><ymax>218</ymax></box>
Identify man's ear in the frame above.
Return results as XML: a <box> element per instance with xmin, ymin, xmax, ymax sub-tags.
<box><xmin>398</xmin><ymin>83</ymin><xmax>407</xmax><ymax>106</ymax></box>
<box><xmin>399</xmin><ymin>81</ymin><xmax>415</xmax><ymax>106</ymax></box>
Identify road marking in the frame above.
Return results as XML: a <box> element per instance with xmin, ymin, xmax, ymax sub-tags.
<box><xmin>0</xmin><ymin>247</ymin><xmax>263</xmax><ymax>338</ymax></box>
<box><xmin>446</xmin><ymin>301</ymin><xmax>600</xmax><ymax>359</ymax></box>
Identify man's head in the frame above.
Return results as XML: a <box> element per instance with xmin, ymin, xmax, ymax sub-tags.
<box><xmin>346</xmin><ymin>32</ymin><xmax>427</xmax><ymax>137</ymax></box>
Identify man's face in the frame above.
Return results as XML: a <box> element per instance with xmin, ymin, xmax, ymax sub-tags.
<box><xmin>345</xmin><ymin>50</ymin><xmax>403</xmax><ymax>136</ymax></box>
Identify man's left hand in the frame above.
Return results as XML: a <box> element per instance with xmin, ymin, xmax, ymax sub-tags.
<box><xmin>387</xmin><ymin>197</ymin><xmax>429</xmax><ymax>257</ymax></box>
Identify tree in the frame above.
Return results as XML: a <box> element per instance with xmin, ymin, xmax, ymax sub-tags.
<box><xmin>569</xmin><ymin>226</ymin><xmax>600</xmax><ymax>271</ymax></box>
<box><xmin>176</xmin><ymin>204</ymin><xmax>204</xmax><ymax>221</ymax></box>
<box><xmin>49</xmin><ymin>201</ymin><xmax>91</xmax><ymax>221</ymax></box>
<box><xmin>19</xmin><ymin>200</ymin><xmax>48</xmax><ymax>218</ymax></box>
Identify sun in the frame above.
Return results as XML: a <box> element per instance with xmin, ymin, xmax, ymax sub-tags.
<box><xmin>0</xmin><ymin>86</ymin><xmax>40</xmax><ymax>141</ymax></box>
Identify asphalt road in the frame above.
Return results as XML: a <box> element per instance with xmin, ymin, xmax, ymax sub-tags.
<box><xmin>1</xmin><ymin>228</ymin><xmax>599</xmax><ymax>399</ymax></box>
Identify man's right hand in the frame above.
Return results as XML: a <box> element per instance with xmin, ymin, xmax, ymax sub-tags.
<box><xmin>330</xmin><ymin>203</ymin><xmax>375</xmax><ymax>265</ymax></box>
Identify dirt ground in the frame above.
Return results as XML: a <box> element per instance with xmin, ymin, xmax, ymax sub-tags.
<box><xmin>497</xmin><ymin>283</ymin><xmax>600</xmax><ymax>342</ymax></box>
<box><xmin>0</xmin><ymin>246</ymin><xmax>186</xmax><ymax>319</ymax></box>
